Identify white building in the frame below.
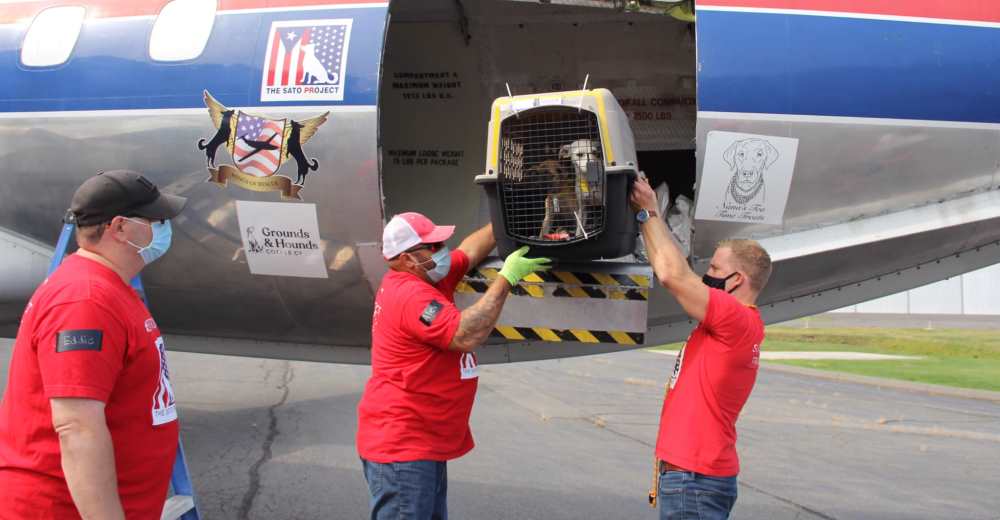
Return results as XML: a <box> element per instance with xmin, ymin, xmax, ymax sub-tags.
<box><xmin>834</xmin><ymin>263</ymin><xmax>1000</xmax><ymax>315</ymax></box>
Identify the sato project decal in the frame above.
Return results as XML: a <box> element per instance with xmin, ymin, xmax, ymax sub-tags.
<box><xmin>236</xmin><ymin>200</ymin><xmax>329</xmax><ymax>279</ymax></box>
<box><xmin>198</xmin><ymin>91</ymin><xmax>328</xmax><ymax>200</ymax></box>
<box><xmin>261</xmin><ymin>19</ymin><xmax>353</xmax><ymax>103</ymax></box>
<box><xmin>695</xmin><ymin>131</ymin><xmax>799</xmax><ymax>225</ymax></box>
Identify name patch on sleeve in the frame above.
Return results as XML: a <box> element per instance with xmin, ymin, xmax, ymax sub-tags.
<box><xmin>56</xmin><ymin>329</ymin><xmax>103</xmax><ymax>353</ymax></box>
<box><xmin>419</xmin><ymin>301</ymin><xmax>444</xmax><ymax>326</ymax></box>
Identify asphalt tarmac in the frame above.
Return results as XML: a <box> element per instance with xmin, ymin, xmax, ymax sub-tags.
<box><xmin>1</xmin><ymin>337</ymin><xmax>998</xmax><ymax>520</ymax></box>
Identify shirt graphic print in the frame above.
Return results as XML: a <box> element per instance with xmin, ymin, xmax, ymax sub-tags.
<box><xmin>460</xmin><ymin>352</ymin><xmax>479</xmax><ymax>380</ymax></box>
<box><xmin>151</xmin><ymin>337</ymin><xmax>177</xmax><ymax>426</ymax></box>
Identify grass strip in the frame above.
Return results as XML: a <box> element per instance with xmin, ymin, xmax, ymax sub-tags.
<box><xmin>648</xmin><ymin>327</ymin><xmax>1000</xmax><ymax>392</ymax></box>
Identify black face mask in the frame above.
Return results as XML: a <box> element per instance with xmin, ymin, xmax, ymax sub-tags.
<box><xmin>702</xmin><ymin>272</ymin><xmax>739</xmax><ymax>293</ymax></box>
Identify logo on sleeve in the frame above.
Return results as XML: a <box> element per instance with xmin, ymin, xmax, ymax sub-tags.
<box><xmin>56</xmin><ymin>330</ymin><xmax>102</xmax><ymax>353</ymax></box>
<box><xmin>419</xmin><ymin>300</ymin><xmax>444</xmax><ymax>326</ymax></box>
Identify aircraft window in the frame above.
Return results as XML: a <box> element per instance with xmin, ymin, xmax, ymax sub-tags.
<box><xmin>20</xmin><ymin>6</ymin><xmax>87</xmax><ymax>68</ymax></box>
<box><xmin>149</xmin><ymin>0</ymin><xmax>217</xmax><ymax>62</ymax></box>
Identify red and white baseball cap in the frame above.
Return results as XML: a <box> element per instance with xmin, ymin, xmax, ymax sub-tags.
<box><xmin>382</xmin><ymin>212</ymin><xmax>455</xmax><ymax>259</ymax></box>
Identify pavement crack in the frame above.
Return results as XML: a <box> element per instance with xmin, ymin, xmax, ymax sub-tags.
<box><xmin>737</xmin><ymin>479</ymin><xmax>838</xmax><ymax>520</ymax></box>
<box><xmin>576</xmin><ymin>415</ymin><xmax>655</xmax><ymax>448</ymax></box>
<box><xmin>237</xmin><ymin>361</ymin><xmax>294</xmax><ymax>520</ymax></box>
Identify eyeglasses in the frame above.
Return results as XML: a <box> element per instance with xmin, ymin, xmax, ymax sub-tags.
<box><xmin>388</xmin><ymin>242</ymin><xmax>444</xmax><ymax>261</ymax></box>
<box><xmin>121</xmin><ymin>215</ymin><xmax>166</xmax><ymax>225</ymax></box>
<box><xmin>404</xmin><ymin>242</ymin><xmax>444</xmax><ymax>254</ymax></box>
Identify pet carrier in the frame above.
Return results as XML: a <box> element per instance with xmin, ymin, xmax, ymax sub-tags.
<box><xmin>476</xmin><ymin>88</ymin><xmax>639</xmax><ymax>260</ymax></box>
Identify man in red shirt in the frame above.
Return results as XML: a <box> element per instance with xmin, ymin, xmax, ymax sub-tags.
<box><xmin>631</xmin><ymin>176</ymin><xmax>773</xmax><ymax>520</ymax></box>
<box><xmin>0</xmin><ymin>170</ymin><xmax>187</xmax><ymax>520</ymax></box>
<box><xmin>357</xmin><ymin>212</ymin><xmax>549</xmax><ymax>520</ymax></box>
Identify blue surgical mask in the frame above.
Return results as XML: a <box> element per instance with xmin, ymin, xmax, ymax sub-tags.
<box><xmin>418</xmin><ymin>246</ymin><xmax>452</xmax><ymax>283</ymax></box>
<box><xmin>126</xmin><ymin>218</ymin><xmax>173</xmax><ymax>265</ymax></box>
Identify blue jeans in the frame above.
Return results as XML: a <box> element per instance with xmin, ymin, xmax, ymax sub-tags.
<box><xmin>361</xmin><ymin>459</ymin><xmax>448</xmax><ymax>520</ymax></box>
<box><xmin>659</xmin><ymin>470</ymin><xmax>738</xmax><ymax>520</ymax></box>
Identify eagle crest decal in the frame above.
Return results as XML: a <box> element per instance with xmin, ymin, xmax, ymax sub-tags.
<box><xmin>197</xmin><ymin>90</ymin><xmax>328</xmax><ymax>200</ymax></box>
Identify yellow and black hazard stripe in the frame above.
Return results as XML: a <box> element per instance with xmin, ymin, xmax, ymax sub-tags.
<box><xmin>457</xmin><ymin>269</ymin><xmax>650</xmax><ymax>300</ymax></box>
<box><xmin>457</xmin><ymin>268</ymin><xmax>548</xmax><ymax>297</ymax></box>
<box><xmin>545</xmin><ymin>271</ymin><xmax>649</xmax><ymax>301</ymax></box>
<box><xmin>491</xmin><ymin>326</ymin><xmax>644</xmax><ymax>345</ymax></box>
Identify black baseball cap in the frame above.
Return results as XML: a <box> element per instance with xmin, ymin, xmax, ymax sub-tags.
<box><xmin>66</xmin><ymin>170</ymin><xmax>187</xmax><ymax>226</ymax></box>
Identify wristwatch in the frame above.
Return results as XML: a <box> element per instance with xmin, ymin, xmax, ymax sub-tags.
<box><xmin>636</xmin><ymin>208</ymin><xmax>658</xmax><ymax>224</ymax></box>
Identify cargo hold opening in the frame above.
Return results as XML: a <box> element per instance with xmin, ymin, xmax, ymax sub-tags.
<box><xmin>378</xmin><ymin>0</ymin><xmax>698</xmax><ymax>255</ymax></box>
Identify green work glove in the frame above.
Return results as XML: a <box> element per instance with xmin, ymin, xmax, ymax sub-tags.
<box><xmin>498</xmin><ymin>246</ymin><xmax>551</xmax><ymax>286</ymax></box>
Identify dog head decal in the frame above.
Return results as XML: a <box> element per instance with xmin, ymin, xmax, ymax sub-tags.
<box><xmin>722</xmin><ymin>138</ymin><xmax>779</xmax><ymax>192</ymax></box>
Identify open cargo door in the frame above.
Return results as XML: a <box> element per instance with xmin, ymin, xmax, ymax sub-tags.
<box><xmin>380</xmin><ymin>0</ymin><xmax>702</xmax><ymax>359</ymax></box>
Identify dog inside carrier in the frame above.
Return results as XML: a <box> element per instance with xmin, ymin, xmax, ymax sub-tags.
<box><xmin>476</xmin><ymin>88</ymin><xmax>639</xmax><ymax>260</ymax></box>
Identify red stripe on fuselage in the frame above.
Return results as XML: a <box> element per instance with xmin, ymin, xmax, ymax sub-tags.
<box><xmin>697</xmin><ymin>0</ymin><xmax>1000</xmax><ymax>24</ymax></box>
<box><xmin>0</xmin><ymin>0</ymin><xmax>386</xmax><ymax>25</ymax></box>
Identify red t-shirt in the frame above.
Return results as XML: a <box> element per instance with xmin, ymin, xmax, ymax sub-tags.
<box><xmin>655</xmin><ymin>288</ymin><xmax>764</xmax><ymax>477</ymax></box>
<box><xmin>357</xmin><ymin>249</ymin><xmax>479</xmax><ymax>463</ymax></box>
<box><xmin>0</xmin><ymin>254</ymin><xmax>179</xmax><ymax>520</ymax></box>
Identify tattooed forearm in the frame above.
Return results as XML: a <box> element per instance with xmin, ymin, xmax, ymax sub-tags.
<box><xmin>450</xmin><ymin>278</ymin><xmax>511</xmax><ymax>352</ymax></box>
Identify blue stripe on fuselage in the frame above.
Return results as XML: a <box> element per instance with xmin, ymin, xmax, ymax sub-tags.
<box><xmin>697</xmin><ymin>11</ymin><xmax>1000</xmax><ymax>123</ymax></box>
<box><xmin>0</xmin><ymin>6</ymin><xmax>386</xmax><ymax>112</ymax></box>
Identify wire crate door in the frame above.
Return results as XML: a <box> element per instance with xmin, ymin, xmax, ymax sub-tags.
<box><xmin>498</xmin><ymin>107</ymin><xmax>607</xmax><ymax>244</ymax></box>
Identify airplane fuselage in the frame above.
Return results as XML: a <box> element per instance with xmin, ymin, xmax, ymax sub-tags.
<box><xmin>1</xmin><ymin>0</ymin><xmax>998</xmax><ymax>363</ymax></box>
